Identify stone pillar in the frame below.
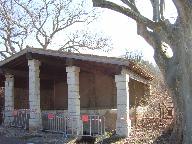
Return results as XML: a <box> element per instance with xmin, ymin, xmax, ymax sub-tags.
<box><xmin>144</xmin><ymin>84</ymin><xmax>151</xmax><ymax>97</ymax></box>
<box><xmin>4</xmin><ymin>74</ymin><xmax>14</xmax><ymax>126</ymax></box>
<box><xmin>28</xmin><ymin>59</ymin><xmax>42</xmax><ymax>131</ymax></box>
<box><xmin>66</xmin><ymin>66</ymin><xmax>81</xmax><ymax>135</ymax></box>
<box><xmin>115</xmin><ymin>73</ymin><xmax>131</xmax><ymax>137</ymax></box>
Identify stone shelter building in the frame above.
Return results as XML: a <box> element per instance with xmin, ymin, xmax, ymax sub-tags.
<box><xmin>0</xmin><ymin>48</ymin><xmax>153</xmax><ymax>137</ymax></box>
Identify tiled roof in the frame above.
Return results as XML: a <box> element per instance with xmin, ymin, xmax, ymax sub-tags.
<box><xmin>0</xmin><ymin>48</ymin><xmax>153</xmax><ymax>80</ymax></box>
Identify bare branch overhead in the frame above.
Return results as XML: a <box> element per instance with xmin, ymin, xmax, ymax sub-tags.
<box><xmin>0</xmin><ymin>0</ymin><xmax>30</xmax><ymax>58</ymax></box>
<box><xmin>0</xmin><ymin>0</ymin><xmax>111</xmax><ymax>60</ymax></box>
<box><xmin>15</xmin><ymin>0</ymin><xmax>100</xmax><ymax>50</ymax></box>
<box><xmin>59</xmin><ymin>30</ymin><xmax>112</xmax><ymax>53</ymax></box>
<box><xmin>92</xmin><ymin>0</ymin><xmax>156</xmax><ymax>29</ymax></box>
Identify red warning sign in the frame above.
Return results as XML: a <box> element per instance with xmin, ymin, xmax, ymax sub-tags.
<box><xmin>82</xmin><ymin>115</ymin><xmax>89</xmax><ymax>122</ymax></box>
<box><xmin>48</xmin><ymin>113</ymin><xmax>55</xmax><ymax>119</ymax></box>
<box><xmin>12</xmin><ymin>110</ymin><xmax>17</xmax><ymax>116</ymax></box>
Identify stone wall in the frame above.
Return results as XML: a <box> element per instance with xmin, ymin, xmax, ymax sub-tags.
<box><xmin>14</xmin><ymin>78</ymin><xmax>54</xmax><ymax>110</ymax></box>
<box><xmin>14</xmin><ymin>88</ymin><xmax>29</xmax><ymax>109</ymax></box>
<box><xmin>14</xmin><ymin>77</ymin><xmax>29</xmax><ymax>109</ymax></box>
<box><xmin>13</xmin><ymin>72</ymin><xmax>146</xmax><ymax>112</ymax></box>
<box><xmin>80</xmin><ymin>71</ymin><xmax>116</xmax><ymax>109</ymax></box>
<box><xmin>42</xmin><ymin>71</ymin><xmax>117</xmax><ymax>110</ymax></box>
<box><xmin>53</xmin><ymin>79</ymin><xmax>67</xmax><ymax>110</ymax></box>
<box><xmin>12</xmin><ymin>68</ymin><xmax>147</xmax><ymax>132</ymax></box>
<box><xmin>94</xmin><ymin>73</ymin><xmax>116</xmax><ymax>108</ymax></box>
<box><xmin>129</xmin><ymin>79</ymin><xmax>145</xmax><ymax>108</ymax></box>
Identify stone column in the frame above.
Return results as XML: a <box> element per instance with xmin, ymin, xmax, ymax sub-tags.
<box><xmin>28</xmin><ymin>59</ymin><xmax>42</xmax><ymax>131</ymax></box>
<box><xmin>115</xmin><ymin>73</ymin><xmax>131</xmax><ymax>137</ymax></box>
<box><xmin>144</xmin><ymin>84</ymin><xmax>151</xmax><ymax>97</ymax></box>
<box><xmin>66</xmin><ymin>66</ymin><xmax>81</xmax><ymax>135</ymax></box>
<box><xmin>4</xmin><ymin>74</ymin><xmax>14</xmax><ymax>126</ymax></box>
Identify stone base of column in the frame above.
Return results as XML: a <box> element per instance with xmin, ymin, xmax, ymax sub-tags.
<box><xmin>67</xmin><ymin>115</ymin><xmax>82</xmax><ymax>135</ymax></box>
<box><xmin>3</xmin><ymin>110</ymin><xmax>14</xmax><ymax>127</ymax></box>
<box><xmin>116</xmin><ymin>119</ymin><xmax>131</xmax><ymax>137</ymax></box>
<box><xmin>4</xmin><ymin>118</ymin><xmax>13</xmax><ymax>127</ymax></box>
<box><xmin>29</xmin><ymin>118</ymin><xmax>42</xmax><ymax>132</ymax></box>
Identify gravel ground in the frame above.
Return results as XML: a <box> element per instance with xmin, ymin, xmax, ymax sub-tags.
<box><xmin>0</xmin><ymin>126</ymin><xmax>77</xmax><ymax>144</ymax></box>
<box><xmin>0</xmin><ymin>135</ymin><xmax>26</xmax><ymax>144</ymax></box>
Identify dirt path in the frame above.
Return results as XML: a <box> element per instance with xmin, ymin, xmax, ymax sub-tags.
<box><xmin>0</xmin><ymin>135</ymin><xmax>27</xmax><ymax>144</ymax></box>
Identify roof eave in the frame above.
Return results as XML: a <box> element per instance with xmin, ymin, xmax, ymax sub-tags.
<box><xmin>0</xmin><ymin>48</ymin><xmax>29</xmax><ymax>67</ymax></box>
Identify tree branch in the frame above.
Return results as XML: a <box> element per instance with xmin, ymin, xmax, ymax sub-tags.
<box><xmin>59</xmin><ymin>30</ymin><xmax>112</xmax><ymax>53</ymax></box>
<box><xmin>0</xmin><ymin>0</ymin><xmax>29</xmax><ymax>57</ymax></box>
<box><xmin>92</xmin><ymin>0</ymin><xmax>174</xmax><ymax>70</ymax></box>
<box><xmin>137</xmin><ymin>22</ymin><xmax>169</xmax><ymax>71</ymax></box>
<box><xmin>120</xmin><ymin>0</ymin><xmax>139</xmax><ymax>13</ymax></box>
<box><xmin>92</xmin><ymin>0</ymin><xmax>156</xmax><ymax>29</ymax></box>
<box><xmin>172</xmin><ymin>0</ymin><xmax>192</xmax><ymax>24</ymax></box>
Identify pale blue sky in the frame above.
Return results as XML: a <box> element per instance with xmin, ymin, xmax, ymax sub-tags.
<box><xmin>26</xmin><ymin>0</ymin><xmax>177</xmax><ymax>63</ymax></box>
<box><xmin>90</xmin><ymin>0</ymin><xmax>177</xmax><ymax>63</ymax></box>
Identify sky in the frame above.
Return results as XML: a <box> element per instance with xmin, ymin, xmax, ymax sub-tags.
<box><xmin>25</xmin><ymin>0</ymin><xmax>177</xmax><ymax>63</ymax></box>
<box><xmin>83</xmin><ymin>0</ymin><xmax>177</xmax><ymax>63</ymax></box>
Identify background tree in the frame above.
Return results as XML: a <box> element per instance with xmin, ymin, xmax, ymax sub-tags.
<box><xmin>0</xmin><ymin>0</ymin><xmax>31</xmax><ymax>59</ymax></box>
<box><xmin>92</xmin><ymin>0</ymin><xmax>192</xmax><ymax>143</ymax></box>
<box><xmin>59</xmin><ymin>29</ymin><xmax>111</xmax><ymax>53</ymax></box>
<box><xmin>0</xmin><ymin>0</ymin><xmax>111</xmax><ymax>59</ymax></box>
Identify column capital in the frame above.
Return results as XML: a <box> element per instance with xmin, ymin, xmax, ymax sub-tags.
<box><xmin>115</xmin><ymin>74</ymin><xmax>129</xmax><ymax>83</ymax></box>
<box><xmin>28</xmin><ymin>59</ymin><xmax>41</xmax><ymax>68</ymax></box>
<box><xmin>5</xmin><ymin>74</ymin><xmax>14</xmax><ymax>80</ymax></box>
<box><xmin>66</xmin><ymin>66</ymin><xmax>80</xmax><ymax>73</ymax></box>
<box><xmin>121</xmin><ymin>68</ymin><xmax>129</xmax><ymax>75</ymax></box>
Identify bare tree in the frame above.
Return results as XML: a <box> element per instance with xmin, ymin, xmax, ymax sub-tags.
<box><xmin>59</xmin><ymin>30</ymin><xmax>112</xmax><ymax>53</ymax></box>
<box><xmin>14</xmin><ymin>0</ymin><xmax>98</xmax><ymax>50</ymax></box>
<box><xmin>150</xmin><ymin>0</ymin><xmax>165</xmax><ymax>21</ymax></box>
<box><xmin>0</xmin><ymin>0</ymin><xmax>30</xmax><ymax>59</ymax></box>
<box><xmin>0</xmin><ymin>0</ymin><xmax>111</xmax><ymax>59</ymax></box>
<box><xmin>92</xmin><ymin>0</ymin><xmax>192</xmax><ymax>143</ymax></box>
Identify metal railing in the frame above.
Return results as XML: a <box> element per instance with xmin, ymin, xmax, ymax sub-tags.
<box><xmin>42</xmin><ymin>112</ymin><xmax>68</xmax><ymax>133</ymax></box>
<box><xmin>42</xmin><ymin>112</ymin><xmax>105</xmax><ymax>136</ymax></box>
<box><xmin>42</xmin><ymin>112</ymin><xmax>83</xmax><ymax>135</ymax></box>
<box><xmin>81</xmin><ymin>115</ymin><xmax>105</xmax><ymax>136</ymax></box>
<box><xmin>3</xmin><ymin>110</ymin><xmax>106</xmax><ymax>136</ymax></box>
<box><xmin>10</xmin><ymin>109</ymin><xmax>30</xmax><ymax>129</ymax></box>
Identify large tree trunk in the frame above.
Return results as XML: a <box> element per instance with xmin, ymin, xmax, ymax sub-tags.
<box><xmin>92</xmin><ymin>0</ymin><xmax>192</xmax><ymax>143</ymax></box>
<box><xmin>162</xmin><ymin>23</ymin><xmax>192</xmax><ymax>143</ymax></box>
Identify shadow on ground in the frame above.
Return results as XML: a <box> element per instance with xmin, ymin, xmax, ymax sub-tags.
<box><xmin>152</xmin><ymin>128</ymin><xmax>172</xmax><ymax>144</ymax></box>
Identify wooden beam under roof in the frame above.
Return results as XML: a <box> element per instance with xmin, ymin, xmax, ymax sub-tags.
<box><xmin>1</xmin><ymin>68</ymin><xmax>66</xmax><ymax>80</ymax></box>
